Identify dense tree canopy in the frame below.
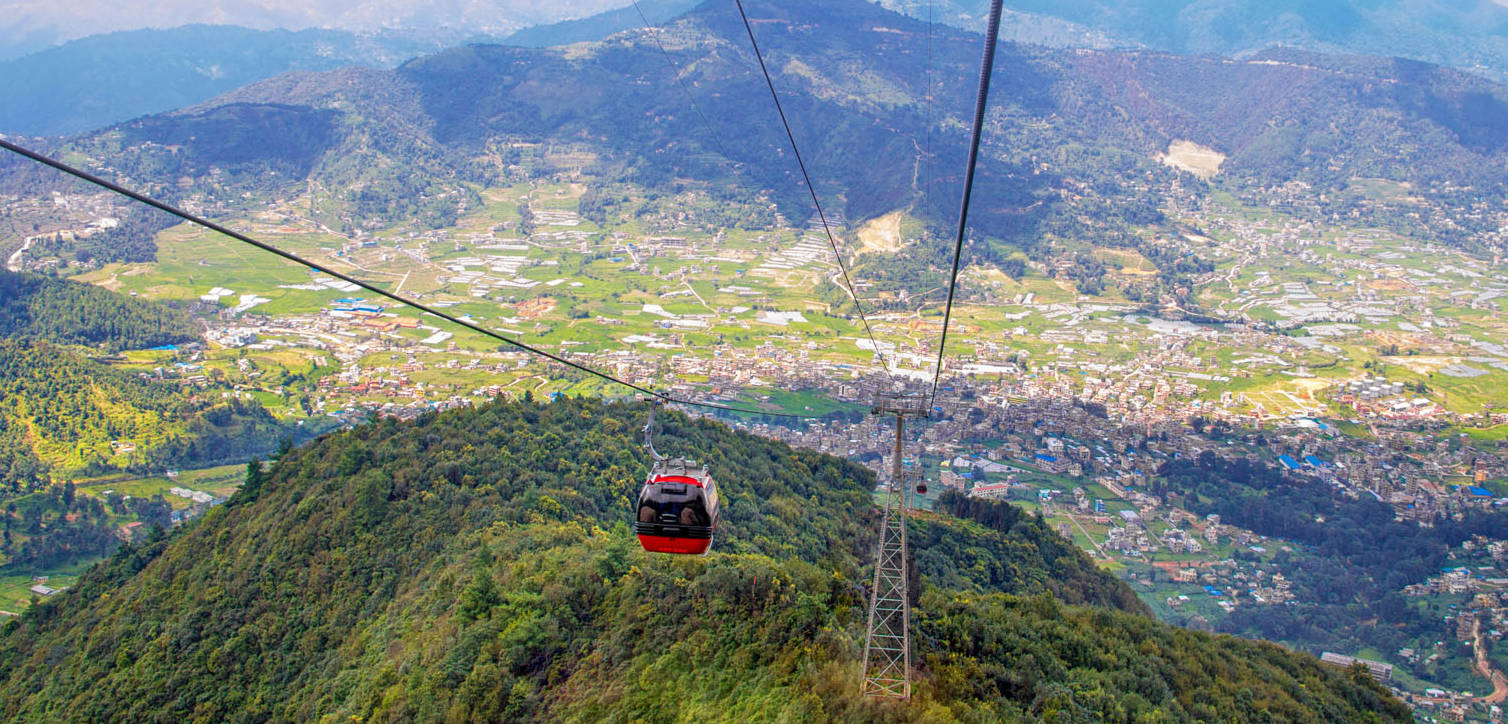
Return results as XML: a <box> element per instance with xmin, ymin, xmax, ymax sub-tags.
<box><xmin>0</xmin><ymin>269</ymin><xmax>198</xmax><ymax>351</ymax></box>
<box><xmin>0</xmin><ymin>339</ymin><xmax>292</xmax><ymax>489</ymax></box>
<box><xmin>0</xmin><ymin>398</ymin><xmax>1406</xmax><ymax>722</ymax></box>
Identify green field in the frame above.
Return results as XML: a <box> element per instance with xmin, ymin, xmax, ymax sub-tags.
<box><xmin>79</xmin><ymin>463</ymin><xmax>246</xmax><ymax>509</ymax></box>
<box><xmin>0</xmin><ymin>560</ymin><xmax>94</xmax><ymax>614</ymax></box>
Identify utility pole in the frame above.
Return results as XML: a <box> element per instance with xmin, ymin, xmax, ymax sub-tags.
<box><xmin>862</xmin><ymin>391</ymin><xmax>929</xmax><ymax>699</ymax></box>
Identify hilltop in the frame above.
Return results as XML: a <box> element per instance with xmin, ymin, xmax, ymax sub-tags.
<box><xmin>0</xmin><ymin>397</ymin><xmax>1408</xmax><ymax>721</ymax></box>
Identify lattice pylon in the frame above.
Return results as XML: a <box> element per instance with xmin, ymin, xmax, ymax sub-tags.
<box><xmin>861</xmin><ymin>483</ymin><xmax>909</xmax><ymax>698</ymax></box>
<box><xmin>862</xmin><ymin>398</ymin><xmax>925</xmax><ymax>699</ymax></box>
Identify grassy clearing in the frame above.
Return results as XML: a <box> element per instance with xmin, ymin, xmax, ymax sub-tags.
<box><xmin>78</xmin><ymin>463</ymin><xmax>246</xmax><ymax>509</ymax></box>
<box><xmin>0</xmin><ymin>560</ymin><xmax>94</xmax><ymax>614</ymax></box>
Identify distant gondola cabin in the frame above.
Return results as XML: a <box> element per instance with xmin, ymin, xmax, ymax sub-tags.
<box><xmin>634</xmin><ymin>459</ymin><xmax>718</xmax><ymax>555</ymax></box>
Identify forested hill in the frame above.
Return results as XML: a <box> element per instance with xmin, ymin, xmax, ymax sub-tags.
<box><xmin>0</xmin><ymin>269</ymin><xmax>198</xmax><ymax>351</ymax></box>
<box><xmin>0</xmin><ymin>397</ymin><xmax>1407</xmax><ymax>722</ymax></box>
<box><xmin>0</xmin><ymin>340</ymin><xmax>288</xmax><ymax>489</ymax></box>
<box><xmin>0</xmin><ymin>271</ymin><xmax>285</xmax><ymax>489</ymax></box>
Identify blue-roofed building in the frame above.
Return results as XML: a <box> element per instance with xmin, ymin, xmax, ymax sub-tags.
<box><xmin>1304</xmin><ymin>455</ymin><xmax>1327</xmax><ymax>468</ymax></box>
<box><xmin>1278</xmin><ymin>455</ymin><xmax>1300</xmax><ymax>471</ymax></box>
<box><xmin>1468</xmin><ymin>486</ymin><xmax>1494</xmax><ymax>497</ymax></box>
<box><xmin>1034</xmin><ymin>453</ymin><xmax>1069</xmax><ymax>474</ymax></box>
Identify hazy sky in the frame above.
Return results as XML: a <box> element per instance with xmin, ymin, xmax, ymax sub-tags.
<box><xmin>0</xmin><ymin>0</ymin><xmax>629</xmax><ymax>55</ymax></box>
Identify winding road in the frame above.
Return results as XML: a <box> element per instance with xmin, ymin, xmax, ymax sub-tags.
<box><xmin>6</xmin><ymin>234</ymin><xmax>37</xmax><ymax>272</ymax></box>
<box><xmin>1472</xmin><ymin>617</ymin><xmax>1508</xmax><ymax>705</ymax></box>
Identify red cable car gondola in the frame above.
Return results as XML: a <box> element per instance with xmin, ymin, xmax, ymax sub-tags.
<box><xmin>633</xmin><ymin>401</ymin><xmax>719</xmax><ymax>555</ymax></box>
<box><xmin>634</xmin><ymin>459</ymin><xmax>719</xmax><ymax>555</ymax></box>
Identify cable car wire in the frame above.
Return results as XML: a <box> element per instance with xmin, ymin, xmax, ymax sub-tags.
<box><xmin>923</xmin><ymin>0</ymin><xmax>935</xmax><ymax>223</ymax></box>
<box><xmin>733</xmin><ymin>0</ymin><xmax>893</xmax><ymax>381</ymax></box>
<box><xmin>929</xmin><ymin>0</ymin><xmax>1003</xmax><ymax>408</ymax></box>
<box><xmin>0</xmin><ymin>138</ymin><xmax>810</xmax><ymax>419</ymax></box>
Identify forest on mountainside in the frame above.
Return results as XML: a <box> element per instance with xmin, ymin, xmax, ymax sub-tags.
<box><xmin>0</xmin><ymin>268</ymin><xmax>198</xmax><ymax>350</ymax></box>
<box><xmin>26</xmin><ymin>208</ymin><xmax>176</xmax><ymax>265</ymax></box>
<box><xmin>0</xmin><ymin>397</ymin><xmax>1408</xmax><ymax>722</ymax></box>
<box><xmin>0</xmin><ymin>480</ymin><xmax>162</xmax><ymax>573</ymax></box>
<box><xmin>0</xmin><ymin>339</ymin><xmax>289</xmax><ymax>488</ymax></box>
<box><xmin>0</xmin><ymin>272</ymin><xmax>299</xmax><ymax>491</ymax></box>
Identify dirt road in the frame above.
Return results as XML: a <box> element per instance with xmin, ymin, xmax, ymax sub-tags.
<box><xmin>1472</xmin><ymin>617</ymin><xmax>1508</xmax><ymax>704</ymax></box>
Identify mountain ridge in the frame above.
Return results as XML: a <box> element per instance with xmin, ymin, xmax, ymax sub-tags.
<box><xmin>43</xmin><ymin>0</ymin><xmax>1506</xmax><ymax>256</ymax></box>
<box><xmin>0</xmin><ymin>0</ymin><xmax>630</xmax><ymax>59</ymax></box>
<box><xmin>879</xmin><ymin>0</ymin><xmax>1508</xmax><ymax>79</ymax></box>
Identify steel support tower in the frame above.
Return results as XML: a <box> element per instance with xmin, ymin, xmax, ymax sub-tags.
<box><xmin>861</xmin><ymin>392</ymin><xmax>929</xmax><ymax>699</ymax></box>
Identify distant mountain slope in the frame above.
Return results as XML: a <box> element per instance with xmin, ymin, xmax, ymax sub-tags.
<box><xmin>58</xmin><ymin>0</ymin><xmax>1505</xmax><ymax>250</ymax></box>
<box><xmin>881</xmin><ymin>0</ymin><xmax>1508</xmax><ymax>78</ymax></box>
<box><xmin>0</xmin><ymin>25</ymin><xmax>469</xmax><ymax>136</ymax></box>
<box><xmin>0</xmin><ymin>271</ymin><xmax>290</xmax><ymax>490</ymax></box>
<box><xmin>502</xmin><ymin>0</ymin><xmax>704</xmax><ymax>48</ymax></box>
<box><xmin>7</xmin><ymin>0</ymin><xmax>1506</xmax><ymax>138</ymax></box>
<box><xmin>0</xmin><ymin>339</ymin><xmax>285</xmax><ymax>487</ymax></box>
<box><xmin>10</xmin><ymin>0</ymin><xmax>1507</xmax><ymax>279</ymax></box>
<box><xmin>0</xmin><ymin>397</ymin><xmax>1409</xmax><ymax>721</ymax></box>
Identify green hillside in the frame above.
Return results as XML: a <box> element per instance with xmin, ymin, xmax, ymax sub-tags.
<box><xmin>0</xmin><ymin>339</ymin><xmax>288</xmax><ymax>488</ymax></box>
<box><xmin>0</xmin><ymin>398</ymin><xmax>1408</xmax><ymax>722</ymax></box>
<box><xmin>0</xmin><ymin>268</ymin><xmax>198</xmax><ymax>351</ymax></box>
<box><xmin>0</xmin><ymin>271</ymin><xmax>292</xmax><ymax>489</ymax></box>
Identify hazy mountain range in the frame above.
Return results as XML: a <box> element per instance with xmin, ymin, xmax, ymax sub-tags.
<box><xmin>8</xmin><ymin>0</ymin><xmax>1508</xmax><ymax>66</ymax></box>
<box><xmin>0</xmin><ymin>26</ymin><xmax>470</xmax><ymax>137</ymax></box>
<box><xmin>897</xmin><ymin>0</ymin><xmax>1508</xmax><ymax>77</ymax></box>
<box><xmin>0</xmin><ymin>0</ymin><xmax>631</xmax><ymax>58</ymax></box>
<box><xmin>0</xmin><ymin>0</ymin><xmax>709</xmax><ymax>136</ymax></box>
<box><xmin>6</xmin><ymin>0</ymin><xmax>1508</xmax><ymax>137</ymax></box>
